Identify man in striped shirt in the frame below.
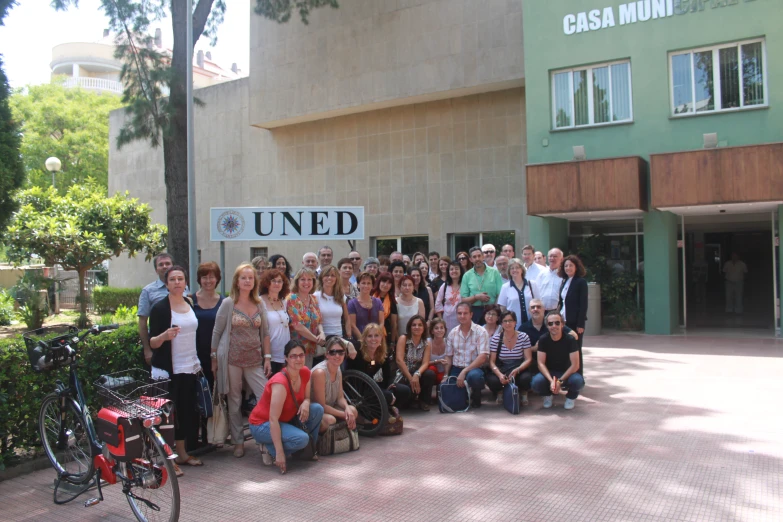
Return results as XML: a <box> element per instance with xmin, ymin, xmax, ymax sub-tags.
<box><xmin>444</xmin><ymin>302</ymin><xmax>490</xmax><ymax>408</ymax></box>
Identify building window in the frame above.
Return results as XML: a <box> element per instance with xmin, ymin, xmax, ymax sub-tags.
<box><xmin>250</xmin><ymin>247</ymin><xmax>268</xmax><ymax>261</ymax></box>
<box><xmin>670</xmin><ymin>39</ymin><xmax>766</xmax><ymax>116</ymax></box>
<box><xmin>372</xmin><ymin>236</ymin><xmax>429</xmax><ymax>257</ymax></box>
<box><xmin>448</xmin><ymin>231</ymin><xmax>515</xmax><ymax>258</ymax></box>
<box><xmin>552</xmin><ymin>60</ymin><xmax>632</xmax><ymax>129</ymax></box>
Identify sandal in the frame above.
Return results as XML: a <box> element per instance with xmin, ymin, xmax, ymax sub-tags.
<box><xmin>173</xmin><ymin>463</ymin><xmax>184</xmax><ymax>477</ymax></box>
<box><xmin>176</xmin><ymin>455</ymin><xmax>203</xmax><ymax>467</ymax></box>
<box><xmin>419</xmin><ymin>400</ymin><xmax>430</xmax><ymax>411</ymax></box>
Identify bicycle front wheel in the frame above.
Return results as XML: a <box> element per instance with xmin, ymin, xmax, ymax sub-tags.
<box><xmin>342</xmin><ymin>370</ymin><xmax>389</xmax><ymax>437</ymax></box>
<box><xmin>39</xmin><ymin>392</ymin><xmax>94</xmax><ymax>484</ymax></box>
<box><xmin>124</xmin><ymin>427</ymin><xmax>180</xmax><ymax>522</ymax></box>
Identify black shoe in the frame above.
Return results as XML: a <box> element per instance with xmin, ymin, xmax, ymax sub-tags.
<box><xmin>471</xmin><ymin>396</ymin><xmax>482</xmax><ymax>409</ymax></box>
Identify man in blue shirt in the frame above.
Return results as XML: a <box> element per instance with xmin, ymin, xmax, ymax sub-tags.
<box><xmin>138</xmin><ymin>253</ymin><xmax>174</xmax><ymax>365</ymax></box>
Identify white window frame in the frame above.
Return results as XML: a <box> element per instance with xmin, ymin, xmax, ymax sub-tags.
<box><xmin>551</xmin><ymin>59</ymin><xmax>634</xmax><ymax>130</ymax></box>
<box><xmin>668</xmin><ymin>38</ymin><xmax>768</xmax><ymax>117</ymax></box>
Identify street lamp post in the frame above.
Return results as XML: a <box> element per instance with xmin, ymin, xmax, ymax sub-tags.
<box><xmin>45</xmin><ymin>157</ymin><xmax>62</xmax><ymax>189</ymax></box>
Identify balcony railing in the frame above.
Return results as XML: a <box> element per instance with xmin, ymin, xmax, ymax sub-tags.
<box><xmin>63</xmin><ymin>76</ymin><xmax>123</xmax><ymax>94</ymax></box>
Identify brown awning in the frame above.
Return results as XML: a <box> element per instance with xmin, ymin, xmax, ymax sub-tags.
<box><xmin>651</xmin><ymin>142</ymin><xmax>783</xmax><ymax>209</ymax></box>
<box><xmin>526</xmin><ymin>156</ymin><xmax>647</xmax><ymax>217</ymax></box>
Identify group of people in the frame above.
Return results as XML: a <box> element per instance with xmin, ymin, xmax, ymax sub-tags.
<box><xmin>137</xmin><ymin>243</ymin><xmax>590</xmax><ymax>474</ymax></box>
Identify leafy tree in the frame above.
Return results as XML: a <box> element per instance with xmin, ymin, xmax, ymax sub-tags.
<box><xmin>51</xmin><ymin>0</ymin><xmax>338</xmax><ymax>276</ymax></box>
<box><xmin>10</xmin><ymin>83</ymin><xmax>124</xmax><ymax>193</ymax></box>
<box><xmin>0</xmin><ymin>0</ymin><xmax>25</xmax><ymax>236</ymax></box>
<box><xmin>4</xmin><ymin>182</ymin><xmax>167</xmax><ymax>327</ymax></box>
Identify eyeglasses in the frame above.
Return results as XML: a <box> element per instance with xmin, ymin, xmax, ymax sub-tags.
<box><xmin>287</xmin><ymin>353</ymin><xmax>306</xmax><ymax>359</ymax></box>
<box><xmin>530</xmin><ymin>305</ymin><xmax>542</xmax><ymax>309</ymax></box>
<box><xmin>502</xmin><ymin>319</ymin><xmax>516</xmax><ymax>324</ymax></box>
<box><xmin>327</xmin><ymin>349</ymin><xmax>345</xmax><ymax>356</ymax></box>
<box><xmin>350</xmin><ymin>257</ymin><xmax>361</xmax><ymax>261</ymax></box>
<box><xmin>547</xmin><ymin>321</ymin><xmax>562</xmax><ymax>326</ymax></box>
<box><xmin>271</xmin><ymin>279</ymin><xmax>283</xmax><ymax>284</ymax></box>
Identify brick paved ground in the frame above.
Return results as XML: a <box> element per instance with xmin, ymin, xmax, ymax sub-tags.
<box><xmin>2</xmin><ymin>334</ymin><xmax>782</xmax><ymax>521</ymax></box>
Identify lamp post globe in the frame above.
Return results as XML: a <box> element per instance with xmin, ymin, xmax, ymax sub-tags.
<box><xmin>45</xmin><ymin>157</ymin><xmax>62</xmax><ymax>188</ymax></box>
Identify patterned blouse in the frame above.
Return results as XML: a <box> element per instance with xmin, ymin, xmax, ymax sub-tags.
<box><xmin>402</xmin><ymin>337</ymin><xmax>427</xmax><ymax>372</ymax></box>
<box><xmin>286</xmin><ymin>293</ymin><xmax>323</xmax><ymax>356</ymax></box>
<box><xmin>228</xmin><ymin>308</ymin><xmax>264</xmax><ymax>367</ymax></box>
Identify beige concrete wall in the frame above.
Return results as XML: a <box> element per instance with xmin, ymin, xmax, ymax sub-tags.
<box><xmin>249</xmin><ymin>0</ymin><xmax>525</xmax><ymax>127</ymax></box>
<box><xmin>109</xmin><ymin>77</ymin><xmax>528</xmax><ymax>288</ymax></box>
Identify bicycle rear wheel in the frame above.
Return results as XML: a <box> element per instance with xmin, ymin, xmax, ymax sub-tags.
<box><xmin>39</xmin><ymin>392</ymin><xmax>94</xmax><ymax>484</ymax></box>
<box><xmin>342</xmin><ymin>370</ymin><xmax>389</xmax><ymax>437</ymax></box>
<box><xmin>124</xmin><ymin>427</ymin><xmax>180</xmax><ymax>522</ymax></box>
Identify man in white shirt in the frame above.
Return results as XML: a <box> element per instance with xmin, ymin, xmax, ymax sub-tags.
<box><xmin>428</xmin><ymin>251</ymin><xmax>440</xmax><ymax>281</ymax></box>
<box><xmin>521</xmin><ymin>244</ymin><xmax>542</xmax><ymax>282</ymax></box>
<box><xmin>723</xmin><ymin>252</ymin><xmax>748</xmax><ymax>314</ymax></box>
<box><xmin>302</xmin><ymin>252</ymin><xmax>318</xmax><ymax>271</ymax></box>
<box><xmin>495</xmin><ymin>255</ymin><xmax>509</xmax><ymax>284</ymax></box>
<box><xmin>536</xmin><ymin>248</ymin><xmax>564</xmax><ymax>313</ymax></box>
<box><xmin>481</xmin><ymin>243</ymin><xmax>497</xmax><ymax>268</ymax></box>
<box><xmin>317</xmin><ymin>245</ymin><xmax>333</xmax><ymax>274</ymax></box>
<box><xmin>444</xmin><ymin>302</ymin><xmax>490</xmax><ymax>408</ymax></box>
<box><xmin>535</xmin><ymin>251</ymin><xmax>546</xmax><ymax>266</ymax></box>
<box><xmin>501</xmin><ymin>244</ymin><xmax>515</xmax><ymax>259</ymax></box>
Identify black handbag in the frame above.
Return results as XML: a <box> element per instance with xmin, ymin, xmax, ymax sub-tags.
<box><xmin>283</xmin><ymin>370</ymin><xmax>318</xmax><ymax>460</ymax></box>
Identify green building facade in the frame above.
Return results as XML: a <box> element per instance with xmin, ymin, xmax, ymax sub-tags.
<box><xmin>522</xmin><ymin>0</ymin><xmax>782</xmax><ymax>335</ymax></box>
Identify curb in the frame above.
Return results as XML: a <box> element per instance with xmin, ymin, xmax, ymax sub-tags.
<box><xmin>0</xmin><ymin>456</ymin><xmax>53</xmax><ymax>482</ymax></box>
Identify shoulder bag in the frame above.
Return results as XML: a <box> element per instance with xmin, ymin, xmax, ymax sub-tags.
<box><xmin>207</xmin><ymin>383</ymin><xmax>229</xmax><ymax>444</ymax></box>
<box><xmin>194</xmin><ymin>370</ymin><xmax>213</xmax><ymax>418</ymax></box>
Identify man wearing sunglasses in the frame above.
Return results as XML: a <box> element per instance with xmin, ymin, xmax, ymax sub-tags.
<box><xmin>531</xmin><ymin>311</ymin><xmax>584</xmax><ymax>410</ymax></box>
<box><xmin>349</xmin><ymin>251</ymin><xmax>362</xmax><ymax>284</ymax></box>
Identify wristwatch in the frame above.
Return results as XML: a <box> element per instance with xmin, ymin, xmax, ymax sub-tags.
<box><xmin>264</xmin><ymin>354</ymin><xmax>272</xmax><ymax>359</ymax></box>
<box><xmin>210</xmin><ymin>352</ymin><xmax>217</xmax><ymax>360</ymax></box>
<box><xmin>414</xmin><ymin>371</ymin><xmax>421</xmax><ymax>377</ymax></box>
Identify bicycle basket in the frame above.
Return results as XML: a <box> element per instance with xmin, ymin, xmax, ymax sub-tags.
<box><xmin>23</xmin><ymin>326</ymin><xmax>79</xmax><ymax>373</ymax></box>
<box><xmin>94</xmin><ymin>369</ymin><xmax>170</xmax><ymax>418</ymax></box>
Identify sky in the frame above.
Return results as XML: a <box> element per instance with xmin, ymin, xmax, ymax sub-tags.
<box><xmin>0</xmin><ymin>0</ymin><xmax>250</xmax><ymax>88</ymax></box>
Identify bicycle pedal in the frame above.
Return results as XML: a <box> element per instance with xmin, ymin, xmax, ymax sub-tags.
<box><xmin>84</xmin><ymin>497</ymin><xmax>102</xmax><ymax>507</ymax></box>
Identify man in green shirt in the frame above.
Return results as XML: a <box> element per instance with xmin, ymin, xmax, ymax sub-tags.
<box><xmin>460</xmin><ymin>246</ymin><xmax>503</xmax><ymax>325</ymax></box>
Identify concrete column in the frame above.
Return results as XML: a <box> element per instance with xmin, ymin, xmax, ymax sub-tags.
<box><xmin>528</xmin><ymin>216</ymin><xmax>568</xmax><ymax>255</ymax></box>
<box><xmin>72</xmin><ymin>63</ymin><xmax>79</xmax><ymax>78</ymax></box>
<box><xmin>643</xmin><ymin>210</ymin><xmax>680</xmax><ymax>335</ymax></box>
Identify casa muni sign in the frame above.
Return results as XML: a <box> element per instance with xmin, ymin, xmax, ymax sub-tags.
<box><xmin>562</xmin><ymin>0</ymin><xmax>759</xmax><ymax>36</ymax></box>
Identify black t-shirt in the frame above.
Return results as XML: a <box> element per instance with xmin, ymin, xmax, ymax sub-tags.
<box><xmin>537</xmin><ymin>332</ymin><xmax>578</xmax><ymax>373</ymax></box>
<box><xmin>520</xmin><ymin>321</ymin><xmax>573</xmax><ymax>347</ymax></box>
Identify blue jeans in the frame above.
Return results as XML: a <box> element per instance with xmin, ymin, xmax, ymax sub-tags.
<box><xmin>449</xmin><ymin>366</ymin><xmax>485</xmax><ymax>396</ymax></box>
<box><xmin>249</xmin><ymin>403</ymin><xmax>324</xmax><ymax>458</ymax></box>
<box><xmin>531</xmin><ymin>372</ymin><xmax>585</xmax><ymax>400</ymax></box>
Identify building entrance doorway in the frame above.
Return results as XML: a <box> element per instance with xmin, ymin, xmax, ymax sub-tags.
<box><xmin>681</xmin><ymin>213</ymin><xmax>777</xmax><ymax>330</ymax></box>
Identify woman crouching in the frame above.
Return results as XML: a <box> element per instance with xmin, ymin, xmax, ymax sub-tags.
<box><xmin>311</xmin><ymin>337</ymin><xmax>358</xmax><ymax>434</ymax></box>
<box><xmin>248</xmin><ymin>340</ymin><xmax>324</xmax><ymax>473</ymax></box>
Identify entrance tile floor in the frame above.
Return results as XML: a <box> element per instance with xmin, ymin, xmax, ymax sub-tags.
<box><xmin>1</xmin><ymin>334</ymin><xmax>781</xmax><ymax>521</ymax></box>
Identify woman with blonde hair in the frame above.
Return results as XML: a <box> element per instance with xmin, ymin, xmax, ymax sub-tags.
<box><xmin>346</xmin><ymin>323</ymin><xmax>411</xmax><ymax>408</ymax></box>
<box><xmin>286</xmin><ymin>268</ymin><xmax>325</xmax><ymax>368</ymax></box>
<box><xmin>314</xmin><ymin>265</ymin><xmax>351</xmax><ymax>365</ymax></box>
<box><xmin>211</xmin><ymin>263</ymin><xmax>271</xmax><ymax>458</ymax></box>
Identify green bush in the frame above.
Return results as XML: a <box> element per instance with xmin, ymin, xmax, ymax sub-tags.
<box><xmin>0</xmin><ymin>324</ymin><xmax>142</xmax><ymax>469</ymax></box>
<box><xmin>93</xmin><ymin>286</ymin><xmax>142</xmax><ymax>314</ymax></box>
<box><xmin>100</xmin><ymin>304</ymin><xmax>138</xmax><ymax>326</ymax></box>
<box><xmin>0</xmin><ymin>290</ymin><xmax>14</xmax><ymax>326</ymax></box>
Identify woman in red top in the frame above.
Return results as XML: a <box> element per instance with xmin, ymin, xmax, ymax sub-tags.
<box><xmin>248</xmin><ymin>340</ymin><xmax>324</xmax><ymax>474</ymax></box>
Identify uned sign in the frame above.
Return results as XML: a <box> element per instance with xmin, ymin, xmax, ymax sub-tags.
<box><xmin>210</xmin><ymin>207</ymin><xmax>365</xmax><ymax>242</ymax></box>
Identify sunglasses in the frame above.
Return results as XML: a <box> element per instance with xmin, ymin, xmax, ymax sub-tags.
<box><xmin>547</xmin><ymin>321</ymin><xmax>562</xmax><ymax>326</ymax></box>
<box><xmin>327</xmin><ymin>349</ymin><xmax>345</xmax><ymax>356</ymax></box>
<box><xmin>458</xmin><ymin>257</ymin><xmax>467</xmax><ymax>261</ymax></box>
<box><xmin>483</xmin><ymin>250</ymin><xmax>495</xmax><ymax>254</ymax></box>
<box><xmin>350</xmin><ymin>257</ymin><xmax>361</xmax><ymax>261</ymax></box>
<box><xmin>288</xmin><ymin>353</ymin><xmax>306</xmax><ymax>359</ymax></box>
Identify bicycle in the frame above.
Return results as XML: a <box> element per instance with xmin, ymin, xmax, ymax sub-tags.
<box><xmin>25</xmin><ymin>324</ymin><xmax>180</xmax><ymax>521</ymax></box>
<box><xmin>341</xmin><ymin>369</ymin><xmax>389</xmax><ymax>437</ymax></box>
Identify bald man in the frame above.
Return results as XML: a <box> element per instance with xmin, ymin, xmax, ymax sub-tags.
<box><xmin>303</xmin><ymin>252</ymin><xmax>318</xmax><ymax>271</ymax></box>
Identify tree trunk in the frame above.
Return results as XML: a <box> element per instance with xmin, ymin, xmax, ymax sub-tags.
<box><xmin>77</xmin><ymin>268</ymin><xmax>88</xmax><ymax>328</ymax></box>
<box><xmin>164</xmin><ymin>0</ymin><xmax>191</xmax><ymax>274</ymax></box>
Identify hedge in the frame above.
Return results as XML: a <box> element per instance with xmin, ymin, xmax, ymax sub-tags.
<box><xmin>93</xmin><ymin>286</ymin><xmax>142</xmax><ymax>314</ymax></box>
<box><xmin>0</xmin><ymin>325</ymin><xmax>143</xmax><ymax>469</ymax></box>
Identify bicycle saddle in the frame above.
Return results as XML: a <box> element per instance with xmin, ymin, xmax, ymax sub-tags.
<box><xmin>98</xmin><ymin>375</ymin><xmax>135</xmax><ymax>389</ymax></box>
